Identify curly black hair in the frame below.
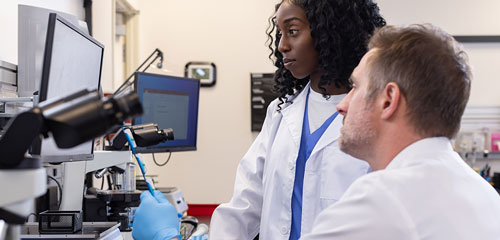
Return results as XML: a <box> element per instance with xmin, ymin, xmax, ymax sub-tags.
<box><xmin>267</xmin><ymin>0</ymin><xmax>386</xmax><ymax>111</ymax></box>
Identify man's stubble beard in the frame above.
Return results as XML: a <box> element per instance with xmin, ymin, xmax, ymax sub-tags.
<box><xmin>339</xmin><ymin>104</ymin><xmax>377</xmax><ymax>160</ymax></box>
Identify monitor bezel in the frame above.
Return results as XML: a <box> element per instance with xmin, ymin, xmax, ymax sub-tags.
<box><xmin>33</xmin><ymin>13</ymin><xmax>104</xmax><ymax>162</ymax></box>
<box><xmin>39</xmin><ymin>13</ymin><xmax>104</xmax><ymax>102</ymax></box>
<box><xmin>133</xmin><ymin>72</ymin><xmax>200</xmax><ymax>153</ymax></box>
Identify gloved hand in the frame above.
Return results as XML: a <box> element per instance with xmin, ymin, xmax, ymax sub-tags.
<box><xmin>132</xmin><ymin>190</ymin><xmax>181</xmax><ymax>240</ymax></box>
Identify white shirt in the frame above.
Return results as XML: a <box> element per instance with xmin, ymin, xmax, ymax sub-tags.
<box><xmin>302</xmin><ymin>137</ymin><xmax>500</xmax><ymax>240</ymax></box>
<box><xmin>210</xmin><ymin>82</ymin><xmax>369</xmax><ymax>240</ymax></box>
<box><xmin>307</xmin><ymin>86</ymin><xmax>346</xmax><ymax>132</ymax></box>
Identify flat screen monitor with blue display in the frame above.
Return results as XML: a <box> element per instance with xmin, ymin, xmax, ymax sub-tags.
<box><xmin>134</xmin><ymin>72</ymin><xmax>200</xmax><ymax>153</ymax></box>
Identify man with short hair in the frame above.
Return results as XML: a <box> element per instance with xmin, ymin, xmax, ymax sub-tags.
<box><xmin>301</xmin><ymin>24</ymin><xmax>500</xmax><ymax>239</ymax></box>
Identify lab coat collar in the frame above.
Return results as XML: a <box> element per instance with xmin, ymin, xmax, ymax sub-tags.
<box><xmin>386</xmin><ymin>137</ymin><xmax>453</xmax><ymax>170</ymax></box>
<box><xmin>280</xmin><ymin>82</ymin><xmax>310</xmax><ymax>148</ymax></box>
<box><xmin>309</xmin><ymin>113</ymin><xmax>343</xmax><ymax>157</ymax></box>
<box><xmin>280</xmin><ymin>81</ymin><xmax>343</xmax><ymax>154</ymax></box>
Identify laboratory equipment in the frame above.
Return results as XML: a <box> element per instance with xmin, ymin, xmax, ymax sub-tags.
<box><xmin>113</xmin><ymin>48</ymin><xmax>164</xmax><ymax>96</ymax></box>
<box><xmin>20</xmin><ymin>222</ymin><xmax>121</xmax><ymax>239</ymax></box>
<box><xmin>38</xmin><ymin>210</ymin><xmax>83</xmax><ymax>234</ymax></box>
<box><xmin>180</xmin><ymin>216</ymin><xmax>198</xmax><ymax>240</ymax></box>
<box><xmin>188</xmin><ymin>223</ymin><xmax>209</xmax><ymax>240</ymax></box>
<box><xmin>133</xmin><ymin>72</ymin><xmax>200</xmax><ymax>153</ymax></box>
<box><xmin>82</xmin><ymin>125</ymin><xmax>176</xmax><ymax>231</ymax></box>
<box><xmin>109</xmin><ymin>123</ymin><xmax>174</xmax><ymax>150</ymax></box>
<box><xmin>158</xmin><ymin>187</ymin><xmax>188</xmax><ymax>213</ymax></box>
<box><xmin>18</xmin><ymin>5</ymin><xmax>87</xmax><ymax>98</ymax></box>
<box><xmin>0</xmin><ymin>89</ymin><xmax>142</xmax><ymax>239</ymax></box>
<box><xmin>0</xmin><ymin>60</ymin><xmax>21</xmax><ymax>117</ymax></box>
<box><xmin>31</xmin><ymin>12</ymin><xmax>104</xmax><ymax>163</ymax></box>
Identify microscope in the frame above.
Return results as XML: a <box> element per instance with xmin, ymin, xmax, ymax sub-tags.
<box><xmin>0</xmin><ymin>89</ymin><xmax>143</xmax><ymax>239</ymax></box>
<box><xmin>82</xmin><ymin>123</ymin><xmax>174</xmax><ymax>231</ymax></box>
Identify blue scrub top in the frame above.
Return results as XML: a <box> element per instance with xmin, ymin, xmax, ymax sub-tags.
<box><xmin>289</xmin><ymin>89</ymin><xmax>339</xmax><ymax>240</ymax></box>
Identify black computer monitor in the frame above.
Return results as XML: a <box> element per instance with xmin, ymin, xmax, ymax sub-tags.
<box><xmin>133</xmin><ymin>72</ymin><xmax>200</xmax><ymax>153</ymax></box>
<box><xmin>33</xmin><ymin>13</ymin><xmax>104</xmax><ymax>163</ymax></box>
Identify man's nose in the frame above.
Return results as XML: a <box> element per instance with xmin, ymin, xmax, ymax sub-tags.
<box><xmin>336</xmin><ymin>91</ymin><xmax>352</xmax><ymax>116</ymax></box>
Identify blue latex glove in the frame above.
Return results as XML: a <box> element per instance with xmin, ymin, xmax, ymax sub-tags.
<box><xmin>132</xmin><ymin>190</ymin><xmax>181</xmax><ymax>240</ymax></box>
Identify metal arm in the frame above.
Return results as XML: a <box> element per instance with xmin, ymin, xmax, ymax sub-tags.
<box><xmin>113</xmin><ymin>48</ymin><xmax>163</xmax><ymax>96</ymax></box>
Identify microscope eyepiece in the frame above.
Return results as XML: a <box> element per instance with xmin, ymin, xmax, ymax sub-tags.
<box><xmin>42</xmin><ymin>90</ymin><xmax>143</xmax><ymax>148</ymax></box>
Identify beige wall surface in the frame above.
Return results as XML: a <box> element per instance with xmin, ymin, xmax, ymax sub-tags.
<box><xmin>92</xmin><ymin>0</ymin><xmax>115</xmax><ymax>93</ymax></box>
<box><xmin>135</xmin><ymin>0</ymin><xmax>277</xmax><ymax>204</ymax></box>
<box><xmin>134</xmin><ymin>0</ymin><xmax>500</xmax><ymax>204</ymax></box>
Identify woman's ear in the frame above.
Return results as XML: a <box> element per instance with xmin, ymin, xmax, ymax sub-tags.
<box><xmin>380</xmin><ymin>82</ymin><xmax>401</xmax><ymax>120</ymax></box>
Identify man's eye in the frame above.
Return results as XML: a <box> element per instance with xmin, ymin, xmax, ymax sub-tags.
<box><xmin>288</xmin><ymin>29</ymin><xmax>298</xmax><ymax>35</ymax></box>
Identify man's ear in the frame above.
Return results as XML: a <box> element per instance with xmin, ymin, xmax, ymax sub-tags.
<box><xmin>380</xmin><ymin>82</ymin><xmax>401</xmax><ymax>120</ymax></box>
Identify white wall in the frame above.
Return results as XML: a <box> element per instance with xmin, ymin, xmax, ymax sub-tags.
<box><xmin>0</xmin><ymin>0</ymin><xmax>84</xmax><ymax>64</ymax></box>
<box><xmin>92</xmin><ymin>0</ymin><xmax>115</xmax><ymax>93</ymax></box>
<box><xmin>377</xmin><ymin>0</ymin><xmax>500</xmax><ymax>106</ymax></box>
<box><xmin>0</xmin><ymin>0</ymin><xmax>85</xmax><ymax>65</ymax></box>
<box><xmin>133</xmin><ymin>0</ymin><xmax>500</xmax><ymax>204</ymax></box>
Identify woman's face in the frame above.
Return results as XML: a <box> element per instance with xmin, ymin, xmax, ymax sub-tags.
<box><xmin>276</xmin><ymin>1</ymin><xmax>319</xmax><ymax>80</ymax></box>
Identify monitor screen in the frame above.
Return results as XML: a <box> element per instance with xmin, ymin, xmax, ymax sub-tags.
<box><xmin>34</xmin><ymin>13</ymin><xmax>104</xmax><ymax>163</ymax></box>
<box><xmin>18</xmin><ymin>5</ymin><xmax>88</xmax><ymax>98</ymax></box>
<box><xmin>133</xmin><ymin>72</ymin><xmax>200</xmax><ymax>153</ymax></box>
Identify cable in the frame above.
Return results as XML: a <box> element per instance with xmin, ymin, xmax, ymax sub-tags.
<box><xmin>47</xmin><ymin>175</ymin><xmax>62</xmax><ymax>210</ymax></box>
<box><xmin>152</xmin><ymin>151</ymin><xmax>172</xmax><ymax>167</ymax></box>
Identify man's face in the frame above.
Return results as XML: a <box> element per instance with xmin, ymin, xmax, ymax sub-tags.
<box><xmin>336</xmin><ymin>50</ymin><xmax>379</xmax><ymax>160</ymax></box>
<box><xmin>275</xmin><ymin>1</ymin><xmax>319</xmax><ymax>79</ymax></box>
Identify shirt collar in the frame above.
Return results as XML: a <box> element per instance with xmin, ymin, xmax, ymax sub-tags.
<box><xmin>308</xmin><ymin>85</ymin><xmax>347</xmax><ymax>105</ymax></box>
<box><xmin>386</xmin><ymin>137</ymin><xmax>453</xmax><ymax>170</ymax></box>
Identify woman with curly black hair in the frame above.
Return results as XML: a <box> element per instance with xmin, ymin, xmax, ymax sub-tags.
<box><xmin>130</xmin><ymin>1</ymin><xmax>385</xmax><ymax>240</ymax></box>
<box><xmin>210</xmin><ymin>1</ymin><xmax>385</xmax><ymax>239</ymax></box>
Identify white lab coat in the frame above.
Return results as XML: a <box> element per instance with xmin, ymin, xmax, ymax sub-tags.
<box><xmin>210</xmin><ymin>83</ymin><xmax>370</xmax><ymax>240</ymax></box>
<box><xmin>302</xmin><ymin>137</ymin><xmax>500</xmax><ymax>240</ymax></box>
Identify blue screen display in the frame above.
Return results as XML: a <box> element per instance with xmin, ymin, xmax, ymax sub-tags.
<box><xmin>134</xmin><ymin>72</ymin><xmax>200</xmax><ymax>152</ymax></box>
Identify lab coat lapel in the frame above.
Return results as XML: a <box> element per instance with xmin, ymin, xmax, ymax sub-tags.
<box><xmin>309</xmin><ymin>112</ymin><xmax>343</xmax><ymax>157</ymax></box>
<box><xmin>280</xmin><ymin>84</ymin><xmax>309</xmax><ymax>148</ymax></box>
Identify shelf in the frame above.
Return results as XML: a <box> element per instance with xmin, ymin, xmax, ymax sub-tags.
<box><xmin>0</xmin><ymin>97</ymin><xmax>33</xmax><ymax>103</ymax></box>
<box><xmin>462</xmin><ymin>152</ymin><xmax>500</xmax><ymax>160</ymax></box>
<box><xmin>453</xmin><ymin>35</ymin><xmax>500</xmax><ymax>43</ymax></box>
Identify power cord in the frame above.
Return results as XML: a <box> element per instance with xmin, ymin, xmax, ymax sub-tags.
<box><xmin>152</xmin><ymin>151</ymin><xmax>172</xmax><ymax>167</ymax></box>
<box><xmin>47</xmin><ymin>175</ymin><xmax>62</xmax><ymax>210</ymax></box>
